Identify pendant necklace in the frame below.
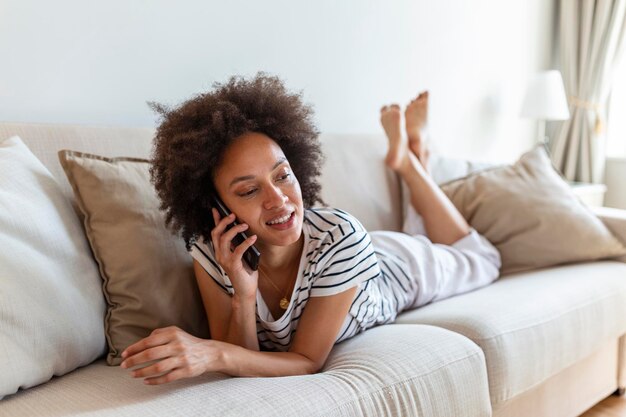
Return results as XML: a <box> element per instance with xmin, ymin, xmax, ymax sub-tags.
<box><xmin>259</xmin><ymin>261</ymin><xmax>299</xmax><ymax>310</ymax></box>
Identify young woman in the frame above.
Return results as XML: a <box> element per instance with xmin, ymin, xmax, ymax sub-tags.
<box><xmin>119</xmin><ymin>74</ymin><xmax>501</xmax><ymax>385</ymax></box>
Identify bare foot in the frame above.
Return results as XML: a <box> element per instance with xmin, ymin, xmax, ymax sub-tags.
<box><xmin>405</xmin><ymin>91</ymin><xmax>430</xmax><ymax>171</ymax></box>
<box><xmin>380</xmin><ymin>104</ymin><xmax>408</xmax><ymax>171</ymax></box>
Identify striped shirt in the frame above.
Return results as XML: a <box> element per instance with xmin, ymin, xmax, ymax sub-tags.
<box><xmin>190</xmin><ymin>206</ymin><xmax>500</xmax><ymax>351</ymax></box>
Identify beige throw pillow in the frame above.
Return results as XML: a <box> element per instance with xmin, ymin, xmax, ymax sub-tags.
<box><xmin>0</xmin><ymin>137</ymin><xmax>106</xmax><ymax>399</ymax></box>
<box><xmin>58</xmin><ymin>150</ymin><xmax>210</xmax><ymax>365</ymax></box>
<box><xmin>440</xmin><ymin>146</ymin><xmax>626</xmax><ymax>274</ymax></box>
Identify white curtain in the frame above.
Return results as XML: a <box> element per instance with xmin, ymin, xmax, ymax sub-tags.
<box><xmin>551</xmin><ymin>0</ymin><xmax>626</xmax><ymax>183</ymax></box>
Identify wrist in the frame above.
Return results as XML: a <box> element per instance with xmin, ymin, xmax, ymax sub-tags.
<box><xmin>209</xmin><ymin>339</ymin><xmax>237</xmax><ymax>376</ymax></box>
<box><xmin>232</xmin><ymin>292</ymin><xmax>256</xmax><ymax>306</ymax></box>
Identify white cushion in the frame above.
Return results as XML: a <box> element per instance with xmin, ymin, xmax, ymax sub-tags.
<box><xmin>429</xmin><ymin>154</ymin><xmax>501</xmax><ymax>185</ymax></box>
<box><xmin>0</xmin><ymin>136</ymin><xmax>106</xmax><ymax>399</ymax></box>
<box><xmin>395</xmin><ymin>261</ymin><xmax>626</xmax><ymax>407</ymax></box>
<box><xmin>0</xmin><ymin>325</ymin><xmax>491</xmax><ymax>417</ymax></box>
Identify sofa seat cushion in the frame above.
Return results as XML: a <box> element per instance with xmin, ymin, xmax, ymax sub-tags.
<box><xmin>0</xmin><ymin>325</ymin><xmax>491</xmax><ymax>417</ymax></box>
<box><xmin>395</xmin><ymin>261</ymin><xmax>626</xmax><ymax>408</ymax></box>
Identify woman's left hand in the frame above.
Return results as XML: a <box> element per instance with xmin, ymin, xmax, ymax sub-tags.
<box><xmin>120</xmin><ymin>326</ymin><xmax>224</xmax><ymax>385</ymax></box>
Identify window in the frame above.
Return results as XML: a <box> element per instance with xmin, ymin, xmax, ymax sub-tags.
<box><xmin>607</xmin><ymin>56</ymin><xmax>626</xmax><ymax>158</ymax></box>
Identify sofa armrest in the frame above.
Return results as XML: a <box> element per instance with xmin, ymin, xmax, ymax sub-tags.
<box><xmin>591</xmin><ymin>206</ymin><xmax>626</xmax><ymax>263</ymax></box>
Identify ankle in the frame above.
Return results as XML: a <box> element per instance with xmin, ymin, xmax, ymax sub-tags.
<box><xmin>407</xmin><ymin>132</ymin><xmax>422</xmax><ymax>143</ymax></box>
<box><xmin>395</xmin><ymin>153</ymin><xmax>428</xmax><ymax>182</ymax></box>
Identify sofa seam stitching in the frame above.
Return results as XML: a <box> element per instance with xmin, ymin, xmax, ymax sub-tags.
<box><xmin>318</xmin><ymin>350</ymin><xmax>487</xmax><ymax>416</ymax></box>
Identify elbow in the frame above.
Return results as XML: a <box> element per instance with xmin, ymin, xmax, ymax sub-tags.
<box><xmin>307</xmin><ymin>362</ymin><xmax>323</xmax><ymax>375</ymax></box>
<box><xmin>299</xmin><ymin>355</ymin><xmax>324</xmax><ymax>375</ymax></box>
<box><xmin>302</xmin><ymin>364</ymin><xmax>322</xmax><ymax>376</ymax></box>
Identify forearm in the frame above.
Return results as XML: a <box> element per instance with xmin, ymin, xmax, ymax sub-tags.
<box><xmin>216</xmin><ymin>342</ymin><xmax>318</xmax><ymax>377</ymax></box>
<box><xmin>223</xmin><ymin>294</ymin><xmax>260</xmax><ymax>351</ymax></box>
<box><xmin>400</xmin><ymin>156</ymin><xmax>470</xmax><ymax>245</ymax></box>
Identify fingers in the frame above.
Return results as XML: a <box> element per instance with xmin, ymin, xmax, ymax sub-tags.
<box><xmin>121</xmin><ymin>334</ymin><xmax>170</xmax><ymax>362</ymax></box>
<box><xmin>129</xmin><ymin>356</ymin><xmax>179</xmax><ymax>379</ymax></box>
<box><xmin>121</xmin><ymin>342</ymin><xmax>168</xmax><ymax>368</ymax></box>
<box><xmin>232</xmin><ymin>234</ymin><xmax>258</xmax><ymax>259</ymax></box>
<box><xmin>120</xmin><ymin>326</ymin><xmax>181</xmax><ymax>363</ymax></box>
<box><xmin>121</xmin><ymin>344</ymin><xmax>173</xmax><ymax>370</ymax></box>
<box><xmin>211</xmin><ymin>208</ymin><xmax>247</xmax><ymax>247</ymax></box>
<box><xmin>218</xmin><ymin>226</ymin><xmax>256</xmax><ymax>271</ymax></box>
<box><xmin>210</xmin><ymin>207</ymin><xmax>256</xmax><ymax>271</ymax></box>
<box><xmin>219</xmin><ymin>222</ymin><xmax>249</xmax><ymax>251</ymax></box>
<box><xmin>211</xmin><ymin>208</ymin><xmax>236</xmax><ymax>238</ymax></box>
<box><xmin>210</xmin><ymin>209</ymin><xmax>237</xmax><ymax>252</ymax></box>
<box><xmin>217</xmin><ymin>222</ymin><xmax>251</xmax><ymax>262</ymax></box>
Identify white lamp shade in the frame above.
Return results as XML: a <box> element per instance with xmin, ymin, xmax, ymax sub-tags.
<box><xmin>520</xmin><ymin>70</ymin><xmax>570</xmax><ymax>120</ymax></box>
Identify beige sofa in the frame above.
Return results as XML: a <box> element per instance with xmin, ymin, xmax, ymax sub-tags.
<box><xmin>1</xmin><ymin>121</ymin><xmax>626</xmax><ymax>417</ymax></box>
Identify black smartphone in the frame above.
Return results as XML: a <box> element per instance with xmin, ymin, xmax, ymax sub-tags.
<box><xmin>211</xmin><ymin>194</ymin><xmax>260</xmax><ymax>271</ymax></box>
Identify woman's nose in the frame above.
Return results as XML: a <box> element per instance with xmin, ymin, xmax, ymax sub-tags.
<box><xmin>263</xmin><ymin>186</ymin><xmax>287</xmax><ymax>210</ymax></box>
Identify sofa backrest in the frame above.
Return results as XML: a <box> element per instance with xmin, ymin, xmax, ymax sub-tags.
<box><xmin>0</xmin><ymin>123</ymin><xmax>404</xmax><ymax>233</ymax></box>
<box><xmin>0</xmin><ymin>122</ymin><xmax>154</xmax><ymax>208</ymax></box>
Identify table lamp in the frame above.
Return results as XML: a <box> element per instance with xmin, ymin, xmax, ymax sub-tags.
<box><xmin>520</xmin><ymin>70</ymin><xmax>570</xmax><ymax>146</ymax></box>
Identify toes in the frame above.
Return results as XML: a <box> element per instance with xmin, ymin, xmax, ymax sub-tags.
<box><xmin>412</xmin><ymin>91</ymin><xmax>429</xmax><ymax>103</ymax></box>
<box><xmin>381</xmin><ymin>104</ymin><xmax>402</xmax><ymax>114</ymax></box>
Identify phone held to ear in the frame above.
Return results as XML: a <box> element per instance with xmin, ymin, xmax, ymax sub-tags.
<box><xmin>211</xmin><ymin>194</ymin><xmax>261</xmax><ymax>271</ymax></box>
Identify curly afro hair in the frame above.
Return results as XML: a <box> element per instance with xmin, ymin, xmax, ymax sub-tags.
<box><xmin>149</xmin><ymin>72</ymin><xmax>325</xmax><ymax>251</ymax></box>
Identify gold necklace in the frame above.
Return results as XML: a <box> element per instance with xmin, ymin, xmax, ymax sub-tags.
<box><xmin>258</xmin><ymin>261</ymin><xmax>299</xmax><ymax>310</ymax></box>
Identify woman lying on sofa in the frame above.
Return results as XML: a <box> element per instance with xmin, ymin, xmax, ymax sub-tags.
<box><xmin>119</xmin><ymin>73</ymin><xmax>501</xmax><ymax>385</ymax></box>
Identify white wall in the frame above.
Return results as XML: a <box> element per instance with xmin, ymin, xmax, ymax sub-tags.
<box><xmin>0</xmin><ymin>0</ymin><xmax>554</xmax><ymax>162</ymax></box>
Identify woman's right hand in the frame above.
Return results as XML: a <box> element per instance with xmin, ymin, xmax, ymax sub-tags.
<box><xmin>210</xmin><ymin>208</ymin><xmax>259</xmax><ymax>299</ymax></box>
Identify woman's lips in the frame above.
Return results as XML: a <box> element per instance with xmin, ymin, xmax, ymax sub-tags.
<box><xmin>266</xmin><ymin>212</ymin><xmax>296</xmax><ymax>230</ymax></box>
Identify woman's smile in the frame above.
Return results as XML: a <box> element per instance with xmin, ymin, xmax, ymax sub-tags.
<box><xmin>265</xmin><ymin>211</ymin><xmax>296</xmax><ymax>229</ymax></box>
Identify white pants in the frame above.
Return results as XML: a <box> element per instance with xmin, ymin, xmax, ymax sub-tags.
<box><xmin>369</xmin><ymin>201</ymin><xmax>502</xmax><ymax>309</ymax></box>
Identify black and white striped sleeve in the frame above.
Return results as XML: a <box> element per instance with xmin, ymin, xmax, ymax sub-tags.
<box><xmin>189</xmin><ymin>237</ymin><xmax>234</xmax><ymax>296</ymax></box>
<box><xmin>308</xmin><ymin>210</ymin><xmax>380</xmax><ymax>297</ymax></box>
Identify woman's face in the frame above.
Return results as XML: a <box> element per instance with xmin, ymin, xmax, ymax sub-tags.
<box><xmin>213</xmin><ymin>132</ymin><xmax>304</xmax><ymax>249</ymax></box>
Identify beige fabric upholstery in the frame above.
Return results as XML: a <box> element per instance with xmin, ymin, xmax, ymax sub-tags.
<box><xmin>0</xmin><ymin>325</ymin><xmax>491</xmax><ymax>417</ymax></box>
<box><xmin>317</xmin><ymin>134</ymin><xmax>402</xmax><ymax>232</ymax></box>
<box><xmin>493</xmin><ymin>338</ymin><xmax>619</xmax><ymax>417</ymax></box>
<box><xmin>0</xmin><ymin>137</ymin><xmax>106</xmax><ymax>398</ymax></box>
<box><xmin>440</xmin><ymin>146</ymin><xmax>626</xmax><ymax>274</ymax></box>
<box><xmin>395</xmin><ymin>261</ymin><xmax>626</xmax><ymax>406</ymax></box>
<box><xmin>58</xmin><ymin>150</ymin><xmax>210</xmax><ymax>365</ymax></box>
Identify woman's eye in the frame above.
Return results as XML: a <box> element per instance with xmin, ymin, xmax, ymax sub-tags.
<box><xmin>278</xmin><ymin>173</ymin><xmax>291</xmax><ymax>181</ymax></box>
<box><xmin>239</xmin><ymin>189</ymin><xmax>257</xmax><ymax>197</ymax></box>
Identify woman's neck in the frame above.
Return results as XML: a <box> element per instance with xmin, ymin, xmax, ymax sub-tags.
<box><xmin>257</xmin><ymin>233</ymin><xmax>304</xmax><ymax>271</ymax></box>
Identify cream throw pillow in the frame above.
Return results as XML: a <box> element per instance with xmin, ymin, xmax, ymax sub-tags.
<box><xmin>440</xmin><ymin>146</ymin><xmax>626</xmax><ymax>274</ymax></box>
<box><xmin>0</xmin><ymin>136</ymin><xmax>106</xmax><ymax>399</ymax></box>
<box><xmin>58</xmin><ymin>150</ymin><xmax>210</xmax><ymax>366</ymax></box>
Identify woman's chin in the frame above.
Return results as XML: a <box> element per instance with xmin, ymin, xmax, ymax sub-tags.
<box><xmin>257</xmin><ymin>222</ymin><xmax>302</xmax><ymax>248</ymax></box>
<box><xmin>260</xmin><ymin>231</ymin><xmax>302</xmax><ymax>248</ymax></box>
